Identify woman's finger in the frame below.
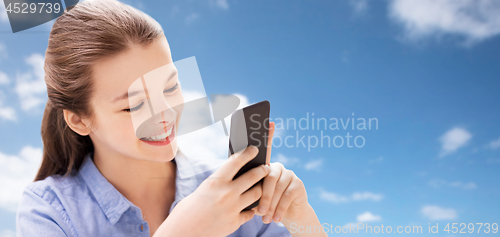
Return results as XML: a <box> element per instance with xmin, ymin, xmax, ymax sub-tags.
<box><xmin>232</xmin><ymin>164</ymin><xmax>270</xmax><ymax>194</ymax></box>
<box><xmin>238</xmin><ymin>209</ymin><xmax>256</xmax><ymax>226</ymax></box>
<box><xmin>256</xmin><ymin>162</ymin><xmax>283</xmax><ymax>215</ymax></box>
<box><xmin>239</xmin><ymin>182</ymin><xmax>263</xmax><ymax>210</ymax></box>
<box><xmin>266</xmin><ymin>122</ymin><xmax>275</xmax><ymax>165</ymax></box>
<box><xmin>211</xmin><ymin>145</ymin><xmax>259</xmax><ymax>180</ymax></box>
<box><xmin>271</xmin><ymin>176</ymin><xmax>302</xmax><ymax>223</ymax></box>
<box><xmin>262</xmin><ymin>169</ymin><xmax>294</xmax><ymax>224</ymax></box>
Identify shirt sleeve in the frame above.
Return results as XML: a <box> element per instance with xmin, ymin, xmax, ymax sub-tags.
<box><xmin>16</xmin><ymin>186</ymin><xmax>72</xmax><ymax>237</ymax></box>
<box><xmin>257</xmin><ymin>221</ymin><xmax>292</xmax><ymax>237</ymax></box>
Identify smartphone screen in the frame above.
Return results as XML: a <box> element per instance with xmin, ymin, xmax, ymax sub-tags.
<box><xmin>228</xmin><ymin>100</ymin><xmax>270</xmax><ymax>211</ymax></box>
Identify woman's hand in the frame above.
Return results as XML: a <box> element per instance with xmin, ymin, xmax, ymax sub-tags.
<box><xmin>254</xmin><ymin>122</ymin><xmax>309</xmax><ymax>224</ymax></box>
<box><xmin>254</xmin><ymin>122</ymin><xmax>326</xmax><ymax>237</ymax></box>
<box><xmin>256</xmin><ymin>162</ymin><xmax>308</xmax><ymax>223</ymax></box>
<box><xmin>154</xmin><ymin>145</ymin><xmax>271</xmax><ymax>237</ymax></box>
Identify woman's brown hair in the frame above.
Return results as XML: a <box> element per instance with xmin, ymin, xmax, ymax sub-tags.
<box><xmin>36</xmin><ymin>0</ymin><xmax>163</xmax><ymax>181</ymax></box>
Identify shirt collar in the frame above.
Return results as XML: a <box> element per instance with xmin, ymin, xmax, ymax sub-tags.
<box><xmin>174</xmin><ymin>148</ymin><xmax>225</xmax><ymax>180</ymax></box>
<box><xmin>78</xmin><ymin>152</ymin><xmax>131</xmax><ymax>225</ymax></box>
<box><xmin>168</xmin><ymin>149</ymin><xmax>225</xmax><ymax>212</ymax></box>
<box><xmin>78</xmin><ymin>150</ymin><xmax>224</xmax><ymax>224</ymax></box>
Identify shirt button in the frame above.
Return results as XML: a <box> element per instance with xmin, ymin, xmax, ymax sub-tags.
<box><xmin>140</xmin><ymin>224</ymin><xmax>144</xmax><ymax>232</ymax></box>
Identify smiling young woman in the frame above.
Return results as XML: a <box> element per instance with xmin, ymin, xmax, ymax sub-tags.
<box><xmin>16</xmin><ymin>1</ymin><xmax>326</xmax><ymax>236</ymax></box>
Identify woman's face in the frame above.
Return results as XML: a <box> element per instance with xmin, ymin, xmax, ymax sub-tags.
<box><xmin>88</xmin><ymin>36</ymin><xmax>184</xmax><ymax>162</ymax></box>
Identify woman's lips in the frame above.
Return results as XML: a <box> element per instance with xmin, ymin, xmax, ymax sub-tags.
<box><xmin>140</xmin><ymin>127</ymin><xmax>176</xmax><ymax>146</ymax></box>
<box><xmin>140</xmin><ymin>120</ymin><xmax>175</xmax><ymax>139</ymax></box>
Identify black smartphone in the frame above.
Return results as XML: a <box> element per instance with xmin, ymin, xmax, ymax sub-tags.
<box><xmin>228</xmin><ymin>100</ymin><xmax>270</xmax><ymax>211</ymax></box>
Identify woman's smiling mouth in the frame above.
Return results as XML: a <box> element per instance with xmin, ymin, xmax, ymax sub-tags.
<box><xmin>140</xmin><ymin>125</ymin><xmax>173</xmax><ymax>141</ymax></box>
<box><xmin>139</xmin><ymin>122</ymin><xmax>176</xmax><ymax>146</ymax></box>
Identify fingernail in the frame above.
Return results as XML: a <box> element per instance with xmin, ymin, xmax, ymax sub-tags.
<box><xmin>263</xmin><ymin>215</ymin><xmax>271</xmax><ymax>224</ymax></box>
<box><xmin>263</xmin><ymin>164</ymin><xmax>271</xmax><ymax>173</ymax></box>
<box><xmin>258</xmin><ymin>206</ymin><xmax>267</xmax><ymax>214</ymax></box>
<box><xmin>273</xmin><ymin>214</ymin><xmax>280</xmax><ymax>223</ymax></box>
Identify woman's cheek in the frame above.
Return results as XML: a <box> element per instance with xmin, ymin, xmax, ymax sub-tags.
<box><xmin>108</xmin><ymin>118</ymin><xmax>136</xmax><ymax>144</ymax></box>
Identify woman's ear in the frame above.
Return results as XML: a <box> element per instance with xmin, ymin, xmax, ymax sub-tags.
<box><xmin>63</xmin><ymin>109</ymin><xmax>92</xmax><ymax>136</ymax></box>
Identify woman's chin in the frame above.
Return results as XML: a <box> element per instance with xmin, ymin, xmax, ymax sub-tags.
<box><xmin>140</xmin><ymin>142</ymin><xmax>178</xmax><ymax>162</ymax></box>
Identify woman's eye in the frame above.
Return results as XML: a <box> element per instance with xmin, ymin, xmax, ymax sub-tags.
<box><xmin>163</xmin><ymin>83</ymin><xmax>179</xmax><ymax>94</ymax></box>
<box><xmin>123</xmin><ymin>83</ymin><xmax>177</xmax><ymax>112</ymax></box>
<box><xmin>124</xmin><ymin>102</ymin><xmax>144</xmax><ymax>113</ymax></box>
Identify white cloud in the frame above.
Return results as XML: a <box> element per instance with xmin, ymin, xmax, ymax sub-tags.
<box><xmin>0</xmin><ymin>70</ymin><xmax>8</xmax><ymax>85</ymax></box>
<box><xmin>320</xmin><ymin>190</ymin><xmax>350</xmax><ymax>204</ymax></box>
<box><xmin>0</xmin><ymin>92</ymin><xmax>16</xmax><ymax>121</ymax></box>
<box><xmin>272</xmin><ymin>153</ymin><xmax>299</xmax><ymax>166</ymax></box>
<box><xmin>0</xmin><ymin>42</ymin><xmax>7</xmax><ymax>61</ymax></box>
<box><xmin>439</xmin><ymin>127</ymin><xmax>472</xmax><ymax>157</ymax></box>
<box><xmin>342</xmin><ymin>223</ymin><xmax>360</xmax><ymax>229</ymax></box>
<box><xmin>271</xmin><ymin>127</ymin><xmax>285</xmax><ymax>140</ymax></box>
<box><xmin>170</xmin><ymin>5</ymin><xmax>180</xmax><ymax>19</ymax></box>
<box><xmin>176</xmin><ymin>120</ymin><xmax>229</xmax><ymax>177</ymax></box>
<box><xmin>232</xmin><ymin>93</ymin><xmax>250</xmax><ymax>110</ymax></box>
<box><xmin>0</xmin><ymin>146</ymin><xmax>43</xmax><ymax>212</ymax></box>
<box><xmin>212</xmin><ymin>0</ymin><xmax>229</xmax><ymax>10</ymax></box>
<box><xmin>271</xmin><ymin>156</ymin><xmax>323</xmax><ymax>171</ymax></box>
<box><xmin>176</xmin><ymin>92</ymin><xmax>250</xmax><ymax>178</ymax></box>
<box><xmin>0</xmin><ymin>229</ymin><xmax>15</xmax><ymax>237</ymax></box>
<box><xmin>349</xmin><ymin>0</ymin><xmax>369</xmax><ymax>15</ymax></box>
<box><xmin>304</xmin><ymin>159</ymin><xmax>322</xmax><ymax>171</ymax></box>
<box><xmin>449</xmin><ymin>181</ymin><xmax>476</xmax><ymax>190</ymax></box>
<box><xmin>15</xmin><ymin>53</ymin><xmax>47</xmax><ymax>111</ymax></box>
<box><xmin>0</xmin><ymin>56</ymin><xmax>15</xmax><ymax>121</ymax></box>
<box><xmin>221</xmin><ymin>92</ymin><xmax>249</xmax><ymax>134</ymax></box>
<box><xmin>185</xmin><ymin>13</ymin><xmax>199</xmax><ymax>24</ymax></box>
<box><xmin>341</xmin><ymin>50</ymin><xmax>350</xmax><ymax>63</ymax></box>
<box><xmin>388</xmin><ymin>0</ymin><xmax>500</xmax><ymax>45</ymax></box>
<box><xmin>487</xmin><ymin>158</ymin><xmax>500</xmax><ymax>164</ymax></box>
<box><xmin>0</xmin><ymin>0</ymin><xmax>9</xmax><ymax>23</ymax></box>
<box><xmin>368</xmin><ymin>156</ymin><xmax>383</xmax><ymax>164</ymax></box>
<box><xmin>320</xmin><ymin>190</ymin><xmax>383</xmax><ymax>204</ymax></box>
<box><xmin>352</xmin><ymin>192</ymin><xmax>384</xmax><ymax>201</ymax></box>
<box><xmin>357</xmin><ymin>212</ymin><xmax>382</xmax><ymax>222</ymax></box>
<box><xmin>428</xmin><ymin>179</ymin><xmax>477</xmax><ymax>190</ymax></box>
<box><xmin>415</xmin><ymin>171</ymin><xmax>427</xmax><ymax>177</ymax></box>
<box><xmin>421</xmin><ymin>205</ymin><xmax>457</xmax><ymax>220</ymax></box>
<box><xmin>487</xmin><ymin>137</ymin><xmax>500</xmax><ymax>150</ymax></box>
<box><xmin>181</xmin><ymin>89</ymin><xmax>205</xmax><ymax>102</ymax></box>
<box><xmin>0</xmin><ymin>106</ymin><xmax>15</xmax><ymax>121</ymax></box>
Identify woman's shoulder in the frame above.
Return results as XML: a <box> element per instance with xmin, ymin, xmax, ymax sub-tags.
<box><xmin>23</xmin><ymin>173</ymin><xmax>88</xmax><ymax>202</ymax></box>
<box><xmin>18</xmin><ymin>172</ymin><xmax>91</xmax><ymax>222</ymax></box>
<box><xmin>17</xmin><ymin>174</ymin><xmax>87</xmax><ymax>237</ymax></box>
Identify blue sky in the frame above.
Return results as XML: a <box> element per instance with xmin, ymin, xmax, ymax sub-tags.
<box><xmin>1</xmin><ymin>0</ymin><xmax>500</xmax><ymax>236</ymax></box>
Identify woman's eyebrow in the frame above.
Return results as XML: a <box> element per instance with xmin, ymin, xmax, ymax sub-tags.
<box><xmin>112</xmin><ymin>70</ymin><xmax>177</xmax><ymax>103</ymax></box>
<box><xmin>112</xmin><ymin>90</ymin><xmax>143</xmax><ymax>103</ymax></box>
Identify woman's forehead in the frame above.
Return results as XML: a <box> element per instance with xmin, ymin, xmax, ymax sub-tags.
<box><xmin>91</xmin><ymin>37</ymin><xmax>173</xmax><ymax>103</ymax></box>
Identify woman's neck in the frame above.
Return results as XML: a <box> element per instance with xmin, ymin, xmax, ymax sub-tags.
<box><xmin>92</xmin><ymin>147</ymin><xmax>176</xmax><ymax>222</ymax></box>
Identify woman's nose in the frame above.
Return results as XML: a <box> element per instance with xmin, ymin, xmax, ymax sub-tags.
<box><xmin>148</xmin><ymin>90</ymin><xmax>176</xmax><ymax>116</ymax></box>
<box><xmin>152</xmin><ymin>107</ymin><xmax>176</xmax><ymax>125</ymax></box>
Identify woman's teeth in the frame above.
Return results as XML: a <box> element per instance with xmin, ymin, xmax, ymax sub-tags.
<box><xmin>141</xmin><ymin>126</ymin><xmax>173</xmax><ymax>141</ymax></box>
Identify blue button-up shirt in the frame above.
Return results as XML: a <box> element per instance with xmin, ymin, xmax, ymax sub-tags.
<box><xmin>16</xmin><ymin>151</ymin><xmax>292</xmax><ymax>237</ymax></box>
